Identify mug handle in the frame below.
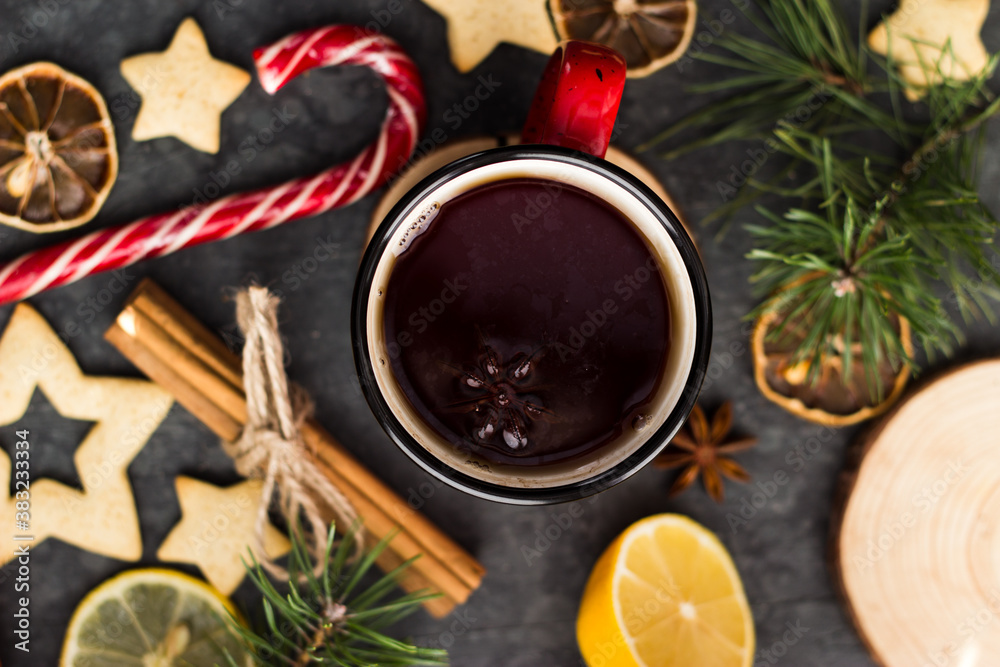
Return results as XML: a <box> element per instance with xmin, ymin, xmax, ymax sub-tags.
<box><xmin>521</xmin><ymin>41</ymin><xmax>627</xmax><ymax>159</ymax></box>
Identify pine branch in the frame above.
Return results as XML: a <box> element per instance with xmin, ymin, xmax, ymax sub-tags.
<box><xmin>227</xmin><ymin>525</ymin><xmax>448</xmax><ymax>666</ymax></box>
<box><xmin>640</xmin><ymin>0</ymin><xmax>1000</xmax><ymax>399</ymax></box>
<box><xmin>749</xmin><ymin>67</ymin><xmax>1000</xmax><ymax>396</ymax></box>
<box><xmin>638</xmin><ymin>0</ymin><xmax>911</xmax><ymax>160</ymax></box>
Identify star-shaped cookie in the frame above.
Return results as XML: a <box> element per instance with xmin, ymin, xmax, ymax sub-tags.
<box><xmin>157</xmin><ymin>477</ymin><xmax>290</xmax><ymax>595</ymax></box>
<box><xmin>868</xmin><ymin>0</ymin><xmax>991</xmax><ymax>100</ymax></box>
<box><xmin>120</xmin><ymin>17</ymin><xmax>251</xmax><ymax>153</ymax></box>
<box><xmin>422</xmin><ymin>0</ymin><xmax>558</xmax><ymax>71</ymax></box>
<box><xmin>0</xmin><ymin>304</ymin><xmax>173</xmax><ymax>565</ymax></box>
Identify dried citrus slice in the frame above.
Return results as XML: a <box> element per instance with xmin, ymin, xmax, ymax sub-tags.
<box><xmin>60</xmin><ymin>568</ymin><xmax>253</xmax><ymax>666</ymax></box>
<box><xmin>0</xmin><ymin>62</ymin><xmax>118</xmax><ymax>232</ymax></box>
<box><xmin>752</xmin><ymin>309</ymin><xmax>912</xmax><ymax>426</ymax></box>
<box><xmin>550</xmin><ymin>0</ymin><xmax>697</xmax><ymax>77</ymax></box>
<box><xmin>577</xmin><ymin>514</ymin><xmax>754</xmax><ymax>667</ymax></box>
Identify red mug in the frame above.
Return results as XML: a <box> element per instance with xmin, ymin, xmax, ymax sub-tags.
<box><xmin>353</xmin><ymin>41</ymin><xmax>711</xmax><ymax>504</ymax></box>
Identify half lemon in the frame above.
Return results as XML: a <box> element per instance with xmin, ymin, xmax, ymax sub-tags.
<box><xmin>577</xmin><ymin>513</ymin><xmax>754</xmax><ymax>667</ymax></box>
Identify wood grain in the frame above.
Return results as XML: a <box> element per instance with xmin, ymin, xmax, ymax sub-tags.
<box><xmin>831</xmin><ymin>358</ymin><xmax>1000</xmax><ymax>666</ymax></box>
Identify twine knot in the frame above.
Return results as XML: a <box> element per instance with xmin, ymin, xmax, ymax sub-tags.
<box><xmin>224</xmin><ymin>286</ymin><xmax>358</xmax><ymax>578</ymax></box>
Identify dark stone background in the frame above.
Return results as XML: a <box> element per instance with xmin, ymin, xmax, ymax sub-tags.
<box><xmin>0</xmin><ymin>0</ymin><xmax>997</xmax><ymax>665</ymax></box>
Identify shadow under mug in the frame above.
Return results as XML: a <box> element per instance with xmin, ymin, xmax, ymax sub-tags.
<box><xmin>352</xmin><ymin>42</ymin><xmax>711</xmax><ymax>504</ymax></box>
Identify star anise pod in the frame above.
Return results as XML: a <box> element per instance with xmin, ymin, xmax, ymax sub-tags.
<box><xmin>654</xmin><ymin>402</ymin><xmax>756</xmax><ymax>503</ymax></box>
<box><xmin>439</xmin><ymin>328</ymin><xmax>554</xmax><ymax>451</ymax></box>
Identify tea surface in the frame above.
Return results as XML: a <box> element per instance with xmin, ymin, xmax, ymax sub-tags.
<box><xmin>383</xmin><ymin>178</ymin><xmax>670</xmax><ymax>466</ymax></box>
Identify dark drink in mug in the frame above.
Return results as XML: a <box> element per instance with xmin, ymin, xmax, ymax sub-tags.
<box><xmin>354</xmin><ymin>42</ymin><xmax>710</xmax><ymax>503</ymax></box>
<box><xmin>383</xmin><ymin>177</ymin><xmax>671</xmax><ymax>467</ymax></box>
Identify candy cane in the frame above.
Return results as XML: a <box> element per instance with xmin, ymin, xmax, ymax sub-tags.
<box><xmin>0</xmin><ymin>26</ymin><xmax>425</xmax><ymax>305</ymax></box>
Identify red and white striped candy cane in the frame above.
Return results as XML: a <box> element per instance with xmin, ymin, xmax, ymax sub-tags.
<box><xmin>0</xmin><ymin>26</ymin><xmax>425</xmax><ymax>305</ymax></box>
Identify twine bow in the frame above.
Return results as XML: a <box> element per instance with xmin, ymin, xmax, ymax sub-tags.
<box><xmin>223</xmin><ymin>286</ymin><xmax>358</xmax><ymax>578</ymax></box>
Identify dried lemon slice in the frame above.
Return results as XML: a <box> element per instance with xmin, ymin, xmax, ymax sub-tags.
<box><xmin>550</xmin><ymin>0</ymin><xmax>698</xmax><ymax>77</ymax></box>
<box><xmin>0</xmin><ymin>62</ymin><xmax>118</xmax><ymax>232</ymax></box>
<box><xmin>752</xmin><ymin>308</ymin><xmax>912</xmax><ymax>426</ymax></box>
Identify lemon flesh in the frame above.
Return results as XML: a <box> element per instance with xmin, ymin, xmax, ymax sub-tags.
<box><xmin>61</xmin><ymin>568</ymin><xmax>253</xmax><ymax>666</ymax></box>
<box><xmin>577</xmin><ymin>514</ymin><xmax>754</xmax><ymax>667</ymax></box>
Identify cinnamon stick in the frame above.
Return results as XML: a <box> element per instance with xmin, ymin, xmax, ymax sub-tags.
<box><xmin>105</xmin><ymin>279</ymin><xmax>484</xmax><ymax>618</ymax></box>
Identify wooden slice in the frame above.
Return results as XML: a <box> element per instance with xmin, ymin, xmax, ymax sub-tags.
<box><xmin>366</xmin><ymin>135</ymin><xmax>694</xmax><ymax>247</ymax></box>
<box><xmin>832</xmin><ymin>359</ymin><xmax>1000</xmax><ymax>666</ymax></box>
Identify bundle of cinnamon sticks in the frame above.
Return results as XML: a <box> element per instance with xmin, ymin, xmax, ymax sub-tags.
<box><xmin>105</xmin><ymin>279</ymin><xmax>484</xmax><ymax>618</ymax></box>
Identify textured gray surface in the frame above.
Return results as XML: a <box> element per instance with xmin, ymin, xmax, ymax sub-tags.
<box><xmin>0</xmin><ymin>1</ymin><xmax>997</xmax><ymax>665</ymax></box>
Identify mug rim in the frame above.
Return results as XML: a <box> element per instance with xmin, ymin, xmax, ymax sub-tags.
<box><xmin>352</xmin><ymin>144</ymin><xmax>712</xmax><ymax>505</ymax></box>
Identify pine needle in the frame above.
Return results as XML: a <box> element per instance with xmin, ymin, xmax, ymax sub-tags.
<box><xmin>640</xmin><ymin>0</ymin><xmax>1000</xmax><ymax>399</ymax></box>
<box><xmin>228</xmin><ymin>524</ymin><xmax>448</xmax><ymax>666</ymax></box>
